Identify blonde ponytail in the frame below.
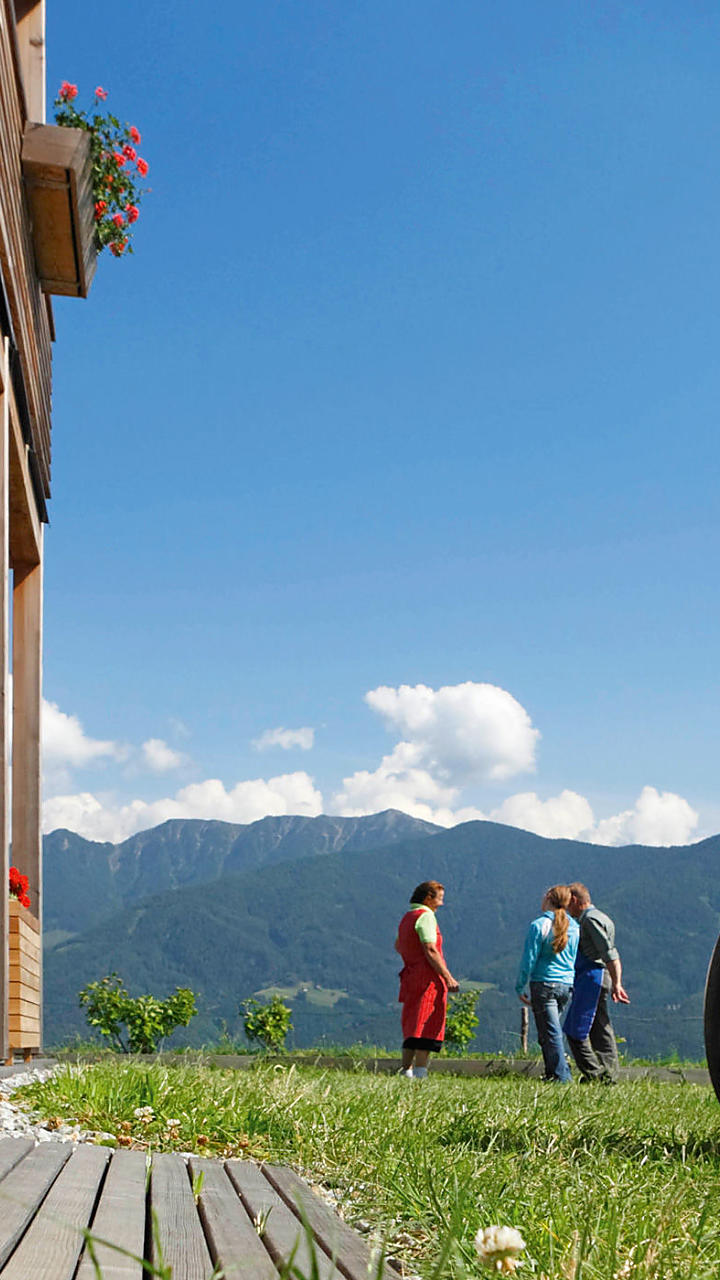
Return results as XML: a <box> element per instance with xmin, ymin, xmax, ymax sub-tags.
<box><xmin>544</xmin><ymin>884</ymin><xmax>571</xmax><ymax>954</ymax></box>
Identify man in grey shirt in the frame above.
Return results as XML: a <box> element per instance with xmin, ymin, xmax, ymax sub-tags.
<box><xmin>564</xmin><ymin>882</ymin><xmax>630</xmax><ymax>1083</ymax></box>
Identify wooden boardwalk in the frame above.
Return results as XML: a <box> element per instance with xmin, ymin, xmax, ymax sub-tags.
<box><xmin>0</xmin><ymin>1137</ymin><xmax>388</xmax><ymax>1280</ymax></box>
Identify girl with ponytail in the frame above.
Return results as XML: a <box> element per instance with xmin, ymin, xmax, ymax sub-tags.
<box><xmin>515</xmin><ymin>884</ymin><xmax>579</xmax><ymax>1082</ymax></box>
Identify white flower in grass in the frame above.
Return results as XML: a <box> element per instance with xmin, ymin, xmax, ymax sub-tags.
<box><xmin>133</xmin><ymin>1106</ymin><xmax>154</xmax><ymax>1123</ymax></box>
<box><xmin>165</xmin><ymin>1118</ymin><xmax>181</xmax><ymax>1130</ymax></box>
<box><xmin>474</xmin><ymin>1226</ymin><xmax>526</xmax><ymax>1274</ymax></box>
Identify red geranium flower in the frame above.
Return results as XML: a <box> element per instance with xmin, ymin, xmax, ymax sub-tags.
<box><xmin>113</xmin><ymin>152</ymin><xmax>126</xmax><ymax>167</ymax></box>
<box><xmin>129</xmin><ymin>126</ymin><xmax>141</xmax><ymax>144</ymax></box>
<box><xmin>20</xmin><ymin>895</ymin><xmax>30</xmax><ymax>909</ymax></box>
<box><xmin>112</xmin><ymin>213</ymin><xmax>125</xmax><ymax>227</ymax></box>
<box><xmin>95</xmin><ymin>86</ymin><xmax>108</xmax><ymax>100</ymax></box>
<box><xmin>126</xmin><ymin>204</ymin><xmax>139</xmax><ymax>224</ymax></box>
<box><xmin>122</xmin><ymin>144</ymin><xmax>137</xmax><ymax>161</ymax></box>
<box><xmin>136</xmin><ymin>157</ymin><xmax>148</xmax><ymax>177</ymax></box>
<box><xmin>59</xmin><ymin>81</ymin><xmax>78</xmax><ymax>101</ymax></box>
<box><xmin>94</xmin><ymin>200</ymin><xmax>107</xmax><ymax>219</ymax></box>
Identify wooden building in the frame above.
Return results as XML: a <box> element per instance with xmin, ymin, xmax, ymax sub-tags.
<box><xmin>0</xmin><ymin>1</ymin><xmax>95</xmax><ymax>1058</ymax></box>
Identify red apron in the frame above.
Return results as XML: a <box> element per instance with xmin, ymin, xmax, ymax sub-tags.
<box><xmin>397</xmin><ymin>908</ymin><xmax>447</xmax><ymax>1041</ymax></box>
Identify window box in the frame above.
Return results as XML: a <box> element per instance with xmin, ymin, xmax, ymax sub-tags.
<box><xmin>8</xmin><ymin>897</ymin><xmax>40</xmax><ymax>1061</ymax></box>
<box><xmin>22</xmin><ymin>122</ymin><xmax>97</xmax><ymax>297</ymax></box>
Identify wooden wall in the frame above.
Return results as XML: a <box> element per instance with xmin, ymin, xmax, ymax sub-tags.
<box><xmin>0</xmin><ymin>0</ymin><xmax>52</xmax><ymax>515</ymax></box>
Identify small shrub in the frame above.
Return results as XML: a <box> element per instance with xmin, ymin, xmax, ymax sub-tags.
<box><xmin>444</xmin><ymin>988</ymin><xmax>482</xmax><ymax>1055</ymax></box>
<box><xmin>241</xmin><ymin>995</ymin><xmax>293</xmax><ymax>1052</ymax></box>
<box><xmin>78</xmin><ymin>974</ymin><xmax>197</xmax><ymax>1054</ymax></box>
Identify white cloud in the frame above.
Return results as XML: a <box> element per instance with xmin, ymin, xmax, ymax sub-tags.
<box><xmin>332</xmin><ymin>680</ymin><xmax>538</xmax><ymax>825</ymax></box>
<box><xmin>42</xmin><ymin>699</ymin><xmax>123</xmax><ymax>771</ymax></box>
<box><xmin>589</xmin><ymin>786</ymin><xmax>699</xmax><ymax>848</ymax></box>
<box><xmin>141</xmin><ymin>738</ymin><xmax>187</xmax><ymax>772</ymax></box>
<box><xmin>253</xmin><ymin>726</ymin><xmax>315</xmax><ymax>752</ymax></box>
<box><xmin>365</xmin><ymin>682</ymin><xmax>539</xmax><ymax>782</ymax></box>
<box><xmin>489</xmin><ymin>790</ymin><xmax>594</xmax><ymax>840</ymax></box>
<box><xmin>332</xmin><ymin>741</ymin><xmax>486</xmax><ymax>827</ymax></box>
<box><xmin>487</xmin><ymin>784</ymin><xmax>699</xmax><ymax>847</ymax></box>
<box><xmin>42</xmin><ymin>771</ymin><xmax>324</xmax><ymax>844</ymax></box>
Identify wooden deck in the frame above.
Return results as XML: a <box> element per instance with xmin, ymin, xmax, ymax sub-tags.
<box><xmin>0</xmin><ymin>1137</ymin><xmax>388</xmax><ymax>1280</ymax></box>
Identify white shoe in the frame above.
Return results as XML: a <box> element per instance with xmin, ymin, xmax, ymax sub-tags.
<box><xmin>398</xmin><ymin>1068</ymin><xmax>414</xmax><ymax>1078</ymax></box>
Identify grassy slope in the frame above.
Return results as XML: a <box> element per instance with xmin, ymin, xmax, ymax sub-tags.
<box><xmin>17</xmin><ymin>1061</ymin><xmax>720</xmax><ymax>1279</ymax></box>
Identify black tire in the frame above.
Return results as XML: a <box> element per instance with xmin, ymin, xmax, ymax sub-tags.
<box><xmin>703</xmin><ymin>933</ymin><xmax>720</xmax><ymax>1103</ymax></box>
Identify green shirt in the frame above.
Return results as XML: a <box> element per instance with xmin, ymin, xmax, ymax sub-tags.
<box><xmin>410</xmin><ymin>902</ymin><xmax>438</xmax><ymax>945</ymax></box>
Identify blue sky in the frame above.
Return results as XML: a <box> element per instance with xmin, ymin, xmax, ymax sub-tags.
<box><xmin>40</xmin><ymin>1</ymin><xmax>720</xmax><ymax>845</ymax></box>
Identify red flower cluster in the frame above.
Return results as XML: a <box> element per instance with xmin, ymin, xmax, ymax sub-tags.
<box><xmin>9</xmin><ymin>867</ymin><xmax>30</xmax><ymax>910</ymax></box>
<box><xmin>54</xmin><ymin>82</ymin><xmax>148</xmax><ymax>260</ymax></box>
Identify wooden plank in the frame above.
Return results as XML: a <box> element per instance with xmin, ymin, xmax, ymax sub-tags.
<box><xmin>14</xmin><ymin>0</ymin><xmax>45</xmax><ymax>124</ymax></box>
<box><xmin>263</xmin><ymin>1165</ymin><xmax>393</xmax><ymax>1280</ymax></box>
<box><xmin>0</xmin><ymin>1143</ymin><xmax>110</xmax><ymax>1280</ymax></box>
<box><xmin>188</xmin><ymin>1157</ymin><xmax>278</xmax><ymax>1280</ymax></box>
<box><xmin>226</xmin><ymin>1160</ymin><xmax>336</xmax><ymax>1280</ymax></box>
<box><xmin>9</xmin><ymin>951</ymin><xmax>40</xmax><ymax>979</ymax></box>
<box><xmin>9</xmin><ymin>913</ymin><xmax>40</xmax><ymax>942</ymax></box>
<box><xmin>10</xmin><ymin>931</ymin><xmax>40</xmax><ymax>961</ymax></box>
<box><xmin>149</xmin><ymin>1152</ymin><xmax>214</xmax><ymax>1280</ymax></box>
<box><xmin>76</xmin><ymin>1149</ymin><xmax>148</xmax><ymax>1280</ymax></box>
<box><xmin>0</xmin><ymin>1139</ymin><xmax>72</xmax><ymax>1267</ymax></box>
<box><xmin>8</xmin><ymin>1019</ymin><xmax>41</xmax><ymax>1038</ymax></box>
<box><xmin>8</xmin><ymin>383</ymin><xmax>42</xmax><ymax>570</ymax></box>
<box><xmin>10</xmin><ymin>971</ymin><xmax>40</xmax><ymax>995</ymax></box>
<box><xmin>0</xmin><ymin>1135</ymin><xmax>34</xmax><ymax>1181</ymax></box>
<box><xmin>8</xmin><ymin>996</ymin><xmax>39</xmax><ymax>1016</ymax></box>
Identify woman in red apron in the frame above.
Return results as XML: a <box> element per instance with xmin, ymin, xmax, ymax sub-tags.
<box><xmin>395</xmin><ymin>880</ymin><xmax>459</xmax><ymax>1078</ymax></box>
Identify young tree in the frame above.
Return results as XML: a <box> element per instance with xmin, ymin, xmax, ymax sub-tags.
<box><xmin>444</xmin><ymin>988</ymin><xmax>482</xmax><ymax>1056</ymax></box>
<box><xmin>241</xmin><ymin>995</ymin><xmax>293</xmax><ymax>1052</ymax></box>
<box><xmin>78</xmin><ymin>974</ymin><xmax>197</xmax><ymax>1053</ymax></box>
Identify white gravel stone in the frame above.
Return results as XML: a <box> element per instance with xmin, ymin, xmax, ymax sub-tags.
<box><xmin>0</xmin><ymin>1066</ymin><xmax>112</xmax><ymax>1146</ymax></box>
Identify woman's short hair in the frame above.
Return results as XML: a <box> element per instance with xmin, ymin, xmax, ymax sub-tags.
<box><xmin>411</xmin><ymin>880</ymin><xmax>444</xmax><ymax>904</ymax></box>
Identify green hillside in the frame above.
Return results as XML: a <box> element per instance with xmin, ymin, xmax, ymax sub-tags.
<box><xmin>43</xmin><ymin>816</ymin><xmax>720</xmax><ymax>1057</ymax></box>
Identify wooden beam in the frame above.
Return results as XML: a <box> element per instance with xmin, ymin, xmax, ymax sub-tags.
<box><xmin>0</xmin><ymin>339</ymin><xmax>9</xmax><ymax>1062</ymax></box>
<box><xmin>11</xmin><ymin>544</ymin><xmax>41</xmax><ymax>1052</ymax></box>
<box><xmin>8</xmin><ymin>382</ymin><xmax>41</xmax><ymax>570</ymax></box>
<box><xmin>13</xmin><ymin>0</ymin><xmax>44</xmax><ymax>123</ymax></box>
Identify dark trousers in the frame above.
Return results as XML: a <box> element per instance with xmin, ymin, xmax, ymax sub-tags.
<box><xmin>566</xmin><ymin>986</ymin><xmax>619</xmax><ymax>1081</ymax></box>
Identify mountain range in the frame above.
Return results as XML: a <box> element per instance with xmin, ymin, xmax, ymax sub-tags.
<box><xmin>42</xmin><ymin>811</ymin><xmax>720</xmax><ymax>1058</ymax></box>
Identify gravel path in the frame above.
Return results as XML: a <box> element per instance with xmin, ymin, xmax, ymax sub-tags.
<box><xmin>0</xmin><ymin>1066</ymin><xmax>114</xmax><ymax>1145</ymax></box>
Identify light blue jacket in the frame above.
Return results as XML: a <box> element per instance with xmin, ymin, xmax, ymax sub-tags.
<box><xmin>515</xmin><ymin>910</ymin><xmax>579</xmax><ymax>995</ymax></box>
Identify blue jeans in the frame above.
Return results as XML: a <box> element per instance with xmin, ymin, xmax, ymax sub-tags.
<box><xmin>530</xmin><ymin>981</ymin><xmax>573</xmax><ymax>1082</ymax></box>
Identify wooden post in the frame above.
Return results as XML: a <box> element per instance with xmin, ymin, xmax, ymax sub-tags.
<box><xmin>12</xmin><ymin>547</ymin><xmax>42</xmax><ymax>1056</ymax></box>
<box><xmin>0</xmin><ymin>340</ymin><xmax>10</xmax><ymax>1063</ymax></box>
<box><xmin>14</xmin><ymin>0</ymin><xmax>46</xmax><ymax>123</ymax></box>
<box><xmin>521</xmin><ymin>1005</ymin><xmax>529</xmax><ymax>1055</ymax></box>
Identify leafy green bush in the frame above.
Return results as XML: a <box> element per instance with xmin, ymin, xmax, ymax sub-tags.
<box><xmin>78</xmin><ymin>974</ymin><xmax>197</xmax><ymax>1053</ymax></box>
<box><xmin>444</xmin><ymin>987</ymin><xmax>482</xmax><ymax>1055</ymax></box>
<box><xmin>241</xmin><ymin>995</ymin><xmax>293</xmax><ymax>1051</ymax></box>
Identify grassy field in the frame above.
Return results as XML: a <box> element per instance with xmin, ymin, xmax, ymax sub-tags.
<box><xmin>15</xmin><ymin>1061</ymin><xmax>720</xmax><ymax>1279</ymax></box>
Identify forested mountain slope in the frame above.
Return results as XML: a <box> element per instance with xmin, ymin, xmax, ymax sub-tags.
<box><xmin>43</xmin><ymin>817</ymin><xmax>720</xmax><ymax>1058</ymax></box>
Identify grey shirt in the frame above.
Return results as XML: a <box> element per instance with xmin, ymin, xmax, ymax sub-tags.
<box><xmin>579</xmin><ymin>905</ymin><xmax>620</xmax><ymax>967</ymax></box>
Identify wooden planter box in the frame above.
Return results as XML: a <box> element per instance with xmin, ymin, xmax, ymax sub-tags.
<box><xmin>8</xmin><ymin>897</ymin><xmax>40</xmax><ymax>1061</ymax></box>
<box><xmin>22</xmin><ymin>122</ymin><xmax>97</xmax><ymax>297</ymax></box>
